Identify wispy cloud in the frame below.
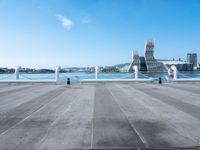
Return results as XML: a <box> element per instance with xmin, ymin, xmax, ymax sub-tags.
<box><xmin>81</xmin><ymin>14</ymin><xmax>91</xmax><ymax>24</ymax></box>
<box><xmin>56</xmin><ymin>14</ymin><xmax>73</xmax><ymax>30</ymax></box>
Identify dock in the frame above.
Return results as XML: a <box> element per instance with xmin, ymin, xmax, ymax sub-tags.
<box><xmin>0</xmin><ymin>82</ymin><xmax>200</xmax><ymax>150</ymax></box>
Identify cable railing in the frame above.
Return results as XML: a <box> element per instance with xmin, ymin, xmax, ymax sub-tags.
<box><xmin>1</xmin><ymin>65</ymin><xmax>200</xmax><ymax>83</ymax></box>
<box><xmin>20</xmin><ymin>74</ymin><xmax>34</xmax><ymax>80</ymax></box>
<box><xmin>138</xmin><ymin>72</ymin><xmax>151</xmax><ymax>79</ymax></box>
<box><xmin>0</xmin><ymin>66</ymin><xmax>60</xmax><ymax>83</ymax></box>
<box><xmin>178</xmin><ymin>73</ymin><xmax>190</xmax><ymax>78</ymax></box>
<box><xmin>166</xmin><ymin>65</ymin><xmax>200</xmax><ymax>82</ymax></box>
<box><xmin>0</xmin><ymin>74</ymin><xmax>13</xmax><ymax>80</ymax></box>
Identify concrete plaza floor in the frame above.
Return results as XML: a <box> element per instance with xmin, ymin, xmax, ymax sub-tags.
<box><xmin>0</xmin><ymin>82</ymin><xmax>200</xmax><ymax>150</ymax></box>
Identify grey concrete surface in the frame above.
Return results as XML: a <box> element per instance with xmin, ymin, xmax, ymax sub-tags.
<box><xmin>0</xmin><ymin>82</ymin><xmax>200</xmax><ymax>150</ymax></box>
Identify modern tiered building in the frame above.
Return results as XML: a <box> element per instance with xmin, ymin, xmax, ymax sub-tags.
<box><xmin>128</xmin><ymin>40</ymin><xmax>166</xmax><ymax>72</ymax></box>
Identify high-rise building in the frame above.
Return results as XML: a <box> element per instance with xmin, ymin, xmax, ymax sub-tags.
<box><xmin>128</xmin><ymin>50</ymin><xmax>140</xmax><ymax>72</ymax></box>
<box><xmin>187</xmin><ymin>53</ymin><xmax>197</xmax><ymax>67</ymax></box>
<box><xmin>139</xmin><ymin>56</ymin><xmax>147</xmax><ymax>71</ymax></box>
<box><xmin>128</xmin><ymin>40</ymin><xmax>166</xmax><ymax>72</ymax></box>
<box><xmin>144</xmin><ymin>40</ymin><xmax>166</xmax><ymax>72</ymax></box>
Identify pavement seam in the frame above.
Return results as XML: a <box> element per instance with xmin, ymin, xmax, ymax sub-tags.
<box><xmin>90</xmin><ymin>85</ymin><xmax>95</xmax><ymax>149</ymax></box>
<box><xmin>106</xmin><ymin>85</ymin><xmax>149</xmax><ymax>148</ymax></box>
<box><xmin>130</xmin><ymin>83</ymin><xmax>200</xmax><ymax>121</ymax></box>
<box><xmin>37</xmin><ymin>85</ymin><xmax>94</xmax><ymax>149</ymax></box>
<box><xmin>0</xmin><ymin>85</ymin><xmax>59</xmax><ymax>112</ymax></box>
<box><xmin>162</xmin><ymin>84</ymin><xmax>200</xmax><ymax>98</ymax></box>
<box><xmin>124</xmin><ymin>83</ymin><xmax>199</xmax><ymax>145</ymax></box>
<box><xmin>36</xmin><ymin>90</ymin><xmax>79</xmax><ymax>149</ymax></box>
<box><xmin>0</xmin><ymin>87</ymin><xmax>65</xmax><ymax>137</ymax></box>
<box><xmin>0</xmin><ymin>83</ymin><xmax>45</xmax><ymax>97</ymax></box>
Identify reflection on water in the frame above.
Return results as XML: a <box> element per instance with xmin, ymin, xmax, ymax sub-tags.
<box><xmin>0</xmin><ymin>72</ymin><xmax>200</xmax><ymax>82</ymax></box>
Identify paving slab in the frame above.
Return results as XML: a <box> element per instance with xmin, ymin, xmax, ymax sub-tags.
<box><xmin>92</xmin><ymin>84</ymin><xmax>144</xmax><ymax>148</ymax></box>
<box><xmin>39</xmin><ymin>84</ymin><xmax>94</xmax><ymax>150</ymax></box>
<box><xmin>106</xmin><ymin>83</ymin><xmax>195</xmax><ymax>147</ymax></box>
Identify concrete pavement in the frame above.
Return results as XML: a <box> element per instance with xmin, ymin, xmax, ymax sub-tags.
<box><xmin>0</xmin><ymin>82</ymin><xmax>200</xmax><ymax>150</ymax></box>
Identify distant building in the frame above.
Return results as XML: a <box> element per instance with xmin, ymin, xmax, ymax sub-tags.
<box><xmin>187</xmin><ymin>53</ymin><xmax>197</xmax><ymax>67</ymax></box>
<box><xmin>139</xmin><ymin>56</ymin><xmax>147</xmax><ymax>71</ymax></box>
<box><xmin>197</xmin><ymin>64</ymin><xmax>200</xmax><ymax>71</ymax></box>
<box><xmin>128</xmin><ymin>39</ymin><xmax>166</xmax><ymax>72</ymax></box>
<box><xmin>144</xmin><ymin>40</ymin><xmax>166</xmax><ymax>72</ymax></box>
<box><xmin>128</xmin><ymin>50</ymin><xmax>141</xmax><ymax>71</ymax></box>
<box><xmin>161</xmin><ymin>60</ymin><xmax>193</xmax><ymax>71</ymax></box>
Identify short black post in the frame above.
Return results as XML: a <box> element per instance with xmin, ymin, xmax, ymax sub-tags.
<box><xmin>158</xmin><ymin>77</ymin><xmax>162</xmax><ymax>84</ymax></box>
<box><xmin>67</xmin><ymin>78</ymin><xmax>70</xmax><ymax>85</ymax></box>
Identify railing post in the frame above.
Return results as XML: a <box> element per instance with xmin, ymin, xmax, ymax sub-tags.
<box><xmin>15</xmin><ymin>66</ymin><xmax>21</xmax><ymax>80</ymax></box>
<box><xmin>95</xmin><ymin>66</ymin><xmax>99</xmax><ymax>79</ymax></box>
<box><xmin>133</xmin><ymin>65</ymin><xmax>138</xmax><ymax>79</ymax></box>
<box><xmin>55</xmin><ymin>66</ymin><xmax>61</xmax><ymax>82</ymax></box>
<box><xmin>171</xmin><ymin>65</ymin><xmax>178</xmax><ymax>79</ymax></box>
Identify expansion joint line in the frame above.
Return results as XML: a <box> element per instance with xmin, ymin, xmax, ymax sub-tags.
<box><xmin>36</xmin><ymin>90</ymin><xmax>80</xmax><ymax>148</ymax></box>
<box><xmin>90</xmin><ymin>86</ymin><xmax>95</xmax><ymax>149</ymax></box>
<box><xmin>106</xmin><ymin>86</ymin><xmax>149</xmax><ymax>148</ymax></box>
<box><xmin>0</xmin><ymin>87</ymin><xmax>65</xmax><ymax>137</ymax></box>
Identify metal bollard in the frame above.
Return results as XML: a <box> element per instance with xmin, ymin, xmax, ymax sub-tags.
<box><xmin>158</xmin><ymin>77</ymin><xmax>162</xmax><ymax>84</ymax></box>
<box><xmin>67</xmin><ymin>78</ymin><xmax>70</xmax><ymax>85</ymax></box>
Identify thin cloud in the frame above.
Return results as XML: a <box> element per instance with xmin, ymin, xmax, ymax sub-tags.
<box><xmin>81</xmin><ymin>14</ymin><xmax>91</xmax><ymax>24</ymax></box>
<box><xmin>56</xmin><ymin>14</ymin><xmax>73</xmax><ymax>30</ymax></box>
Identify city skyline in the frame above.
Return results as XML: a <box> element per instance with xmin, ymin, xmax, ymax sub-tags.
<box><xmin>0</xmin><ymin>0</ymin><xmax>200</xmax><ymax>68</ymax></box>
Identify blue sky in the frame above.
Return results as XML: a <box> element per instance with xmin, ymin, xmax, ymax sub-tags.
<box><xmin>0</xmin><ymin>0</ymin><xmax>200</xmax><ymax>68</ymax></box>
